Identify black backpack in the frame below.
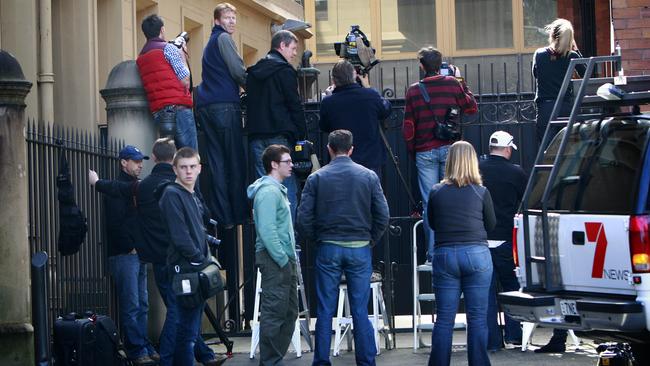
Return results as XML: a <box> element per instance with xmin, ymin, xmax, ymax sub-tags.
<box><xmin>57</xmin><ymin>150</ymin><xmax>88</xmax><ymax>256</ymax></box>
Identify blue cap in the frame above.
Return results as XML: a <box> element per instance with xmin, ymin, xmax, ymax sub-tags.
<box><xmin>119</xmin><ymin>145</ymin><xmax>149</xmax><ymax>161</ymax></box>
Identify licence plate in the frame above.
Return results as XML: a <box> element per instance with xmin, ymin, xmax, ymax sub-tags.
<box><xmin>560</xmin><ymin>300</ymin><xmax>579</xmax><ymax>316</ymax></box>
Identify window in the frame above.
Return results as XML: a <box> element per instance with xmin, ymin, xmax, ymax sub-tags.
<box><xmin>523</xmin><ymin>0</ymin><xmax>557</xmax><ymax>48</ymax></box>
<box><xmin>528</xmin><ymin>118</ymin><xmax>650</xmax><ymax>213</ymax></box>
<box><xmin>315</xmin><ymin>0</ymin><xmax>372</xmax><ymax>56</ymax></box>
<box><xmin>455</xmin><ymin>0</ymin><xmax>513</xmax><ymax>50</ymax></box>
<box><xmin>381</xmin><ymin>0</ymin><xmax>437</xmax><ymax>54</ymax></box>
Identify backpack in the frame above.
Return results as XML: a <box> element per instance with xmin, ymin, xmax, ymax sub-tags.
<box><xmin>57</xmin><ymin>150</ymin><xmax>88</xmax><ymax>256</ymax></box>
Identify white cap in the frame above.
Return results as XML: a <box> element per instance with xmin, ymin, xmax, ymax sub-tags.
<box><xmin>489</xmin><ymin>131</ymin><xmax>517</xmax><ymax>150</ymax></box>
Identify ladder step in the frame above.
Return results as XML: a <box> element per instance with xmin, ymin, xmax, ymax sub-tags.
<box><xmin>530</xmin><ymin>256</ymin><xmax>546</xmax><ymax>263</ymax></box>
<box><xmin>523</xmin><ymin>209</ymin><xmax>543</xmax><ymax>216</ymax></box>
<box><xmin>549</xmin><ymin>120</ymin><xmax>568</xmax><ymax>125</ymax></box>
<box><xmin>417</xmin><ymin>323</ymin><xmax>434</xmax><ymax>330</ymax></box>
<box><xmin>417</xmin><ymin>293</ymin><xmax>436</xmax><ymax>301</ymax></box>
<box><xmin>417</xmin><ymin>264</ymin><xmax>432</xmax><ymax>272</ymax></box>
<box><xmin>534</xmin><ymin>164</ymin><xmax>554</xmax><ymax>170</ymax></box>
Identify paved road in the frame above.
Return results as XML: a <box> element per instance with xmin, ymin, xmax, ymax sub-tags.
<box><xmin>209</xmin><ymin>328</ymin><xmax>601</xmax><ymax>366</ymax></box>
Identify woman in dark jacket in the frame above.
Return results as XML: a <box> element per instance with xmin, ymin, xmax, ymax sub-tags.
<box><xmin>533</xmin><ymin>18</ymin><xmax>585</xmax><ymax>147</ymax></box>
<box><xmin>427</xmin><ymin>141</ymin><xmax>496</xmax><ymax>366</ymax></box>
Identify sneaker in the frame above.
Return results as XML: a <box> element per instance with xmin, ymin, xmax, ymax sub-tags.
<box><xmin>534</xmin><ymin>342</ymin><xmax>566</xmax><ymax>353</ymax></box>
<box><xmin>131</xmin><ymin>355</ymin><xmax>157</xmax><ymax>366</ymax></box>
<box><xmin>204</xmin><ymin>354</ymin><xmax>228</xmax><ymax>366</ymax></box>
<box><xmin>149</xmin><ymin>351</ymin><xmax>160</xmax><ymax>363</ymax></box>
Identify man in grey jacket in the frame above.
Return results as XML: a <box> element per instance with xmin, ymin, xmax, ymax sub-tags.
<box><xmin>195</xmin><ymin>2</ymin><xmax>248</xmax><ymax>229</ymax></box>
<box><xmin>297</xmin><ymin>130</ymin><xmax>389</xmax><ymax>366</ymax></box>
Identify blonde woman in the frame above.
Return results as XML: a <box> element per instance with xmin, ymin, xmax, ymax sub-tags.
<box><xmin>533</xmin><ymin>18</ymin><xmax>585</xmax><ymax>147</ymax></box>
<box><xmin>427</xmin><ymin>141</ymin><xmax>496</xmax><ymax>366</ymax></box>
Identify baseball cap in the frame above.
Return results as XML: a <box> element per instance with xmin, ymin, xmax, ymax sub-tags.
<box><xmin>119</xmin><ymin>145</ymin><xmax>149</xmax><ymax>161</ymax></box>
<box><xmin>489</xmin><ymin>131</ymin><xmax>517</xmax><ymax>150</ymax></box>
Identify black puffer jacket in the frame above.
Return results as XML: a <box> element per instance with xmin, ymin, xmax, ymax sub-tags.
<box><xmin>245</xmin><ymin>49</ymin><xmax>306</xmax><ymax>142</ymax></box>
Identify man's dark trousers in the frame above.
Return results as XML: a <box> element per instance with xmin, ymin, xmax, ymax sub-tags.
<box><xmin>152</xmin><ymin>263</ymin><xmax>215</xmax><ymax>365</ymax></box>
<box><xmin>256</xmin><ymin>250</ymin><xmax>298</xmax><ymax>365</ymax></box>
<box><xmin>196</xmin><ymin>102</ymin><xmax>248</xmax><ymax>226</ymax></box>
<box><xmin>487</xmin><ymin>242</ymin><xmax>523</xmax><ymax>349</ymax></box>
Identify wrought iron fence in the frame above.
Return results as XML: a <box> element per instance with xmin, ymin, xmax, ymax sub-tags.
<box><xmin>26</xmin><ymin>120</ymin><xmax>123</xmax><ymax>335</ymax></box>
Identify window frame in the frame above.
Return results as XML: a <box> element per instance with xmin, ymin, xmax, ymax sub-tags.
<box><xmin>304</xmin><ymin>0</ymin><xmax>553</xmax><ymax>63</ymax></box>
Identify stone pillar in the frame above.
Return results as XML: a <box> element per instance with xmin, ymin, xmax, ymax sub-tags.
<box><xmin>0</xmin><ymin>50</ymin><xmax>34</xmax><ymax>365</ymax></box>
<box><xmin>99</xmin><ymin>60</ymin><xmax>157</xmax><ymax>175</ymax></box>
<box><xmin>99</xmin><ymin>60</ymin><xmax>164</xmax><ymax>342</ymax></box>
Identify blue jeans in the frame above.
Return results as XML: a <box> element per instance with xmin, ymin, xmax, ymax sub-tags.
<box><xmin>174</xmin><ymin>300</ymin><xmax>205</xmax><ymax>366</ymax></box>
<box><xmin>429</xmin><ymin>244</ymin><xmax>493</xmax><ymax>366</ymax></box>
<box><xmin>108</xmin><ymin>254</ymin><xmax>152</xmax><ymax>359</ymax></box>
<box><xmin>487</xmin><ymin>242</ymin><xmax>522</xmax><ymax>349</ymax></box>
<box><xmin>415</xmin><ymin>145</ymin><xmax>450</xmax><ymax>261</ymax></box>
<box><xmin>153</xmin><ymin>105</ymin><xmax>198</xmax><ymax>150</ymax></box>
<box><xmin>196</xmin><ymin>103</ymin><xmax>248</xmax><ymax>226</ymax></box>
<box><xmin>249</xmin><ymin>136</ymin><xmax>298</xmax><ymax>220</ymax></box>
<box><xmin>313</xmin><ymin>244</ymin><xmax>375</xmax><ymax>366</ymax></box>
<box><xmin>152</xmin><ymin>264</ymin><xmax>214</xmax><ymax>366</ymax></box>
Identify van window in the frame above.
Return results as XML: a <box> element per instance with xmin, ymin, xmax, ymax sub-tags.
<box><xmin>527</xmin><ymin>117</ymin><xmax>650</xmax><ymax>213</ymax></box>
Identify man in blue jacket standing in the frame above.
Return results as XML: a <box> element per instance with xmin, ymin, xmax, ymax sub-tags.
<box><xmin>247</xmin><ymin>144</ymin><xmax>298</xmax><ymax>366</ymax></box>
<box><xmin>297</xmin><ymin>130</ymin><xmax>390</xmax><ymax>366</ymax></box>
<box><xmin>319</xmin><ymin>61</ymin><xmax>392</xmax><ymax>176</ymax></box>
<box><xmin>195</xmin><ymin>2</ymin><xmax>247</xmax><ymax>229</ymax></box>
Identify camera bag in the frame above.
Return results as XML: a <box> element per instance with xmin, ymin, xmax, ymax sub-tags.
<box><xmin>417</xmin><ymin>82</ymin><xmax>461</xmax><ymax>141</ymax></box>
<box><xmin>172</xmin><ymin>256</ymin><xmax>224</xmax><ymax>308</ymax></box>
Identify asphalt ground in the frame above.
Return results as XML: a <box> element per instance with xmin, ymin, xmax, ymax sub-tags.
<box><xmin>206</xmin><ymin>327</ymin><xmax>602</xmax><ymax>366</ymax></box>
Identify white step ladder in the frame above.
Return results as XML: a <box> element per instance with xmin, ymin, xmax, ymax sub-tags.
<box><xmin>332</xmin><ymin>278</ymin><xmax>393</xmax><ymax>356</ymax></box>
<box><xmin>412</xmin><ymin>220</ymin><xmax>467</xmax><ymax>351</ymax></box>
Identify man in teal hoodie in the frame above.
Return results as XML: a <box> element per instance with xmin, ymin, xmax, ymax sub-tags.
<box><xmin>247</xmin><ymin>144</ymin><xmax>298</xmax><ymax>365</ymax></box>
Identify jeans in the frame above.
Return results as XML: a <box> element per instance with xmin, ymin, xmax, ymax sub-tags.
<box><xmin>152</xmin><ymin>264</ymin><xmax>215</xmax><ymax>366</ymax></box>
<box><xmin>256</xmin><ymin>250</ymin><xmax>299</xmax><ymax>366</ymax></box>
<box><xmin>174</xmin><ymin>299</ymin><xmax>205</xmax><ymax>366</ymax></box>
<box><xmin>196</xmin><ymin>103</ymin><xmax>248</xmax><ymax>226</ymax></box>
<box><xmin>153</xmin><ymin>105</ymin><xmax>198</xmax><ymax>150</ymax></box>
<box><xmin>535</xmin><ymin>100</ymin><xmax>571</xmax><ymax>150</ymax></box>
<box><xmin>415</xmin><ymin>145</ymin><xmax>450</xmax><ymax>261</ymax></box>
<box><xmin>108</xmin><ymin>254</ymin><xmax>152</xmax><ymax>359</ymax></box>
<box><xmin>487</xmin><ymin>242</ymin><xmax>522</xmax><ymax>349</ymax></box>
<box><xmin>250</xmin><ymin>136</ymin><xmax>298</xmax><ymax>220</ymax></box>
<box><xmin>313</xmin><ymin>244</ymin><xmax>375</xmax><ymax>366</ymax></box>
<box><xmin>429</xmin><ymin>244</ymin><xmax>493</xmax><ymax>366</ymax></box>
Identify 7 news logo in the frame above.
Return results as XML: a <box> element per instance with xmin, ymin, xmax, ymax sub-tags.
<box><xmin>584</xmin><ymin>222</ymin><xmax>630</xmax><ymax>281</ymax></box>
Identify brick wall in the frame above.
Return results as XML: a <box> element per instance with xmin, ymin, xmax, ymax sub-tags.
<box><xmin>613</xmin><ymin>0</ymin><xmax>650</xmax><ymax>76</ymax></box>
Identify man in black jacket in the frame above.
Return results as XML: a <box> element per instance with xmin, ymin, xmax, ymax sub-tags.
<box><xmin>319</xmin><ymin>60</ymin><xmax>392</xmax><ymax>176</ymax></box>
<box><xmin>296</xmin><ymin>130</ymin><xmax>390</xmax><ymax>365</ymax></box>
<box><xmin>246</xmin><ymin>30</ymin><xmax>306</xmax><ymax>218</ymax></box>
<box><xmin>90</xmin><ymin>145</ymin><xmax>158</xmax><ymax>365</ymax></box>
<box><xmin>479</xmin><ymin>131</ymin><xmax>527</xmax><ymax>351</ymax></box>
<box><xmin>158</xmin><ymin>147</ymin><xmax>218</xmax><ymax>366</ymax></box>
<box><xmin>90</xmin><ymin>139</ymin><xmax>225</xmax><ymax>366</ymax></box>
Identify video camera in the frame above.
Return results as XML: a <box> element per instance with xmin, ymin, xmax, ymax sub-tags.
<box><xmin>292</xmin><ymin>140</ymin><xmax>316</xmax><ymax>181</ymax></box>
<box><xmin>170</xmin><ymin>31</ymin><xmax>189</xmax><ymax>49</ymax></box>
<box><xmin>334</xmin><ymin>25</ymin><xmax>380</xmax><ymax>75</ymax></box>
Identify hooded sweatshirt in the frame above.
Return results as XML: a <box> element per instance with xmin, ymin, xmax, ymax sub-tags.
<box><xmin>247</xmin><ymin>175</ymin><xmax>296</xmax><ymax>268</ymax></box>
<box><xmin>245</xmin><ymin>49</ymin><xmax>306</xmax><ymax>143</ymax></box>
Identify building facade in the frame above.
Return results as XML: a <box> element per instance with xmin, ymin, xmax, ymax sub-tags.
<box><xmin>0</xmin><ymin>0</ymin><xmax>310</xmax><ymax>130</ymax></box>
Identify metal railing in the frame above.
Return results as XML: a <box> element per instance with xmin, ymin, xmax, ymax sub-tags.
<box><xmin>26</xmin><ymin>120</ymin><xmax>123</xmax><ymax>336</ymax></box>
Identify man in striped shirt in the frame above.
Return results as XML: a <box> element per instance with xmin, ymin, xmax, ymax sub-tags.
<box><xmin>402</xmin><ymin>46</ymin><xmax>478</xmax><ymax>261</ymax></box>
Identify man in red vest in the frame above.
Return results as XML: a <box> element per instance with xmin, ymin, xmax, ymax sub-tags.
<box><xmin>137</xmin><ymin>14</ymin><xmax>197</xmax><ymax>150</ymax></box>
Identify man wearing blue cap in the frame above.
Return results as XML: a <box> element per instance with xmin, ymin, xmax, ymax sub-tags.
<box><xmin>90</xmin><ymin>145</ymin><xmax>159</xmax><ymax>365</ymax></box>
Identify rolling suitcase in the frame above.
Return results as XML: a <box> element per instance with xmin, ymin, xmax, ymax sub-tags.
<box><xmin>53</xmin><ymin>313</ymin><xmax>96</xmax><ymax>365</ymax></box>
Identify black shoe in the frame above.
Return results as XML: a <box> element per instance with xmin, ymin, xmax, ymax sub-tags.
<box><xmin>204</xmin><ymin>354</ymin><xmax>228</xmax><ymax>366</ymax></box>
<box><xmin>534</xmin><ymin>342</ymin><xmax>566</xmax><ymax>353</ymax></box>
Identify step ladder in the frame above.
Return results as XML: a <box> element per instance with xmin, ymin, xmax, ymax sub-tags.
<box><xmin>412</xmin><ymin>220</ymin><xmax>466</xmax><ymax>351</ymax></box>
<box><xmin>332</xmin><ymin>277</ymin><xmax>393</xmax><ymax>356</ymax></box>
<box><xmin>249</xmin><ymin>247</ymin><xmax>313</xmax><ymax>358</ymax></box>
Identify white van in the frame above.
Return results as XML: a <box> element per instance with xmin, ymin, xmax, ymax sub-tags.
<box><xmin>499</xmin><ymin>70</ymin><xmax>650</xmax><ymax>361</ymax></box>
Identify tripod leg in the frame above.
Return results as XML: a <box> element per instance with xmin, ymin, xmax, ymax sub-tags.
<box><xmin>204</xmin><ymin>303</ymin><xmax>234</xmax><ymax>356</ymax></box>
